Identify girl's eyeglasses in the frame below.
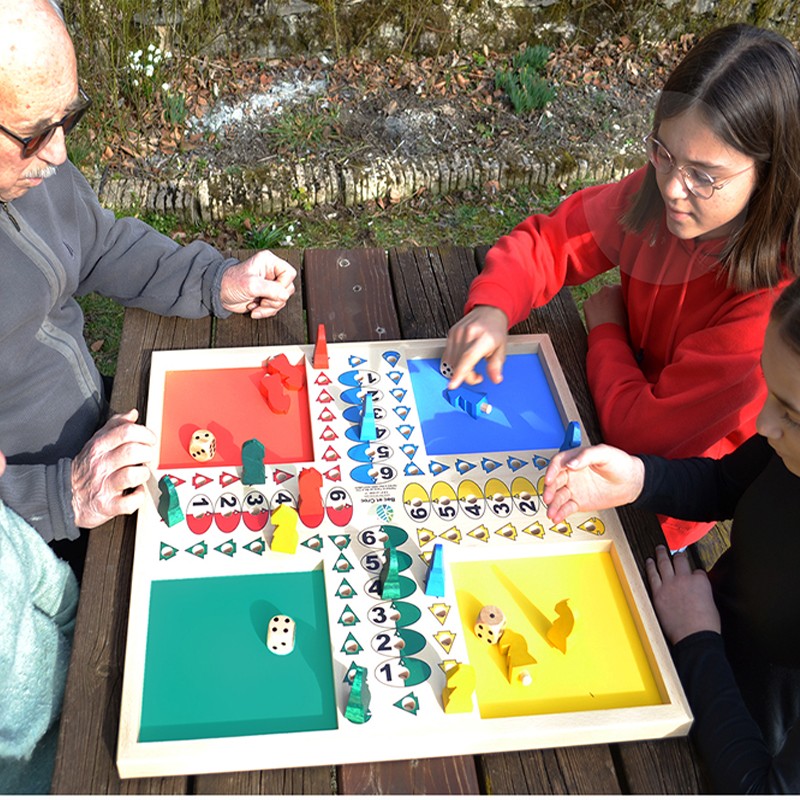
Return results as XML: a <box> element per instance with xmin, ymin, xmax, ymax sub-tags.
<box><xmin>0</xmin><ymin>87</ymin><xmax>91</xmax><ymax>159</ymax></box>
<box><xmin>644</xmin><ymin>133</ymin><xmax>754</xmax><ymax>200</ymax></box>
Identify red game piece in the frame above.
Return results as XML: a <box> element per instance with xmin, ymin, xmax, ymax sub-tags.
<box><xmin>313</xmin><ymin>324</ymin><xmax>329</xmax><ymax>369</ymax></box>
<box><xmin>265</xmin><ymin>353</ymin><xmax>306</xmax><ymax>391</ymax></box>
<box><xmin>298</xmin><ymin>467</ymin><xmax>324</xmax><ymax>528</ymax></box>
<box><xmin>259</xmin><ymin>372</ymin><xmax>291</xmax><ymax>414</ymax></box>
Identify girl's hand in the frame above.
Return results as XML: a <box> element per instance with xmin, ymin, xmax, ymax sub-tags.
<box><xmin>442</xmin><ymin>305</ymin><xmax>509</xmax><ymax>389</ymax></box>
<box><xmin>583</xmin><ymin>284</ymin><xmax>627</xmax><ymax>331</ymax></box>
<box><xmin>645</xmin><ymin>546</ymin><xmax>721</xmax><ymax>645</ymax></box>
<box><xmin>542</xmin><ymin>444</ymin><xmax>645</xmax><ymax>522</ymax></box>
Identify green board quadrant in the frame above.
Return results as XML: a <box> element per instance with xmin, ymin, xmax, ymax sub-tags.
<box><xmin>139</xmin><ymin>569</ymin><xmax>337</xmax><ymax>742</ymax></box>
<box><xmin>407</xmin><ymin>354</ymin><xmax>565</xmax><ymax>455</ymax></box>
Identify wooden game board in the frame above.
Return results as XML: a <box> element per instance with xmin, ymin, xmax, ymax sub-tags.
<box><xmin>116</xmin><ymin>334</ymin><xmax>691</xmax><ymax>779</ymax></box>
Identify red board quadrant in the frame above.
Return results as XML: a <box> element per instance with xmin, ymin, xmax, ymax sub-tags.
<box><xmin>158</xmin><ymin>367</ymin><xmax>314</xmax><ymax>469</ymax></box>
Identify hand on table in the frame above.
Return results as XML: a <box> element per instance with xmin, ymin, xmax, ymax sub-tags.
<box><xmin>442</xmin><ymin>305</ymin><xmax>509</xmax><ymax>389</ymax></box>
<box><xmin>646</xmin><ymin>546</ymin><xmax>721</xmax><ymax>645</ymax></box>
<box><xmin>220</xmin><ymin>249</ymin><xmax>297</xmax><ymax>319</ymax></box>
<box><xmin>583</xmin><ymin>283</ymin><xmax>627</xmax><ymax>332</ymax></box>
<box><xmin>71</xmin><ymin>409</ymin><xmax>157</xmax><ymax>529</ymax></box>
<box><xmin>542</xmin><ymin>444</ymin><xmax>645</xmax><ymax>523</ymax></box>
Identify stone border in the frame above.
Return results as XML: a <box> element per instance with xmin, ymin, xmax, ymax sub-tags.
<box><xmin>92</xmin><ymin>147</ymin><xmax>636</xmax><ymax>222</ymax></box>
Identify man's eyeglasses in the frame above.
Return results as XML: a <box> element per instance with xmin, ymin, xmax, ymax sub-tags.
<box><xmin>644</xmin><ymin>133</ymin><xmax>754</xmax><ymax>200</ymax></box>
<box><xmin>0</xmin><ymin>87</ymin><xmax>91</xmax><ymax>159</ymax></box>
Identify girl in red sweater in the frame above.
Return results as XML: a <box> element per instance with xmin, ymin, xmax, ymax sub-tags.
<box><xmin>443</xmin><ymin>25</ymin><xmax>800</xmax><ymax>549</ymax></box>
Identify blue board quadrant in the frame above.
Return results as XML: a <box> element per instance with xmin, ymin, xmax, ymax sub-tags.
<box><xmin>407</xmin><ymin>354</ymin><xmax>565</xmax><ymax>456</ymax></box>
<box><xmin>139</xmin><ymin>569</ymin><xmax>337</xmax><ymax>742</ymax></box>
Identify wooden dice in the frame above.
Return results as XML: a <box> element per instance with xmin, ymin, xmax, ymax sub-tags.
<box><xmin>474</xmin><ymin>604</ymin><xmax>506</xmax><ymax>644</ymax></box>
<box><xmin>266</xmin><ymin>614</ymin><xmax>295</xmax><ymax>655</ymax></box>
<box><xmin>189</xmin><ymin>429</ymin><xmax>216</xmax><ymax>462</ymax></box>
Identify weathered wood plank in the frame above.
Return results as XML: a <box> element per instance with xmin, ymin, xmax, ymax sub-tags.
<box><xmin>304</xmin><ymin>248</ymin><xmax>398</xmax><ymax>342</ymax></box>
<box><xmin>303</xmin><ymin>247</ymin><xmax>481</xmax><ymax>796</ymax></box>
<box><xmin>53</xmin><ymin>311</ymin><xmax>213</xmax><ymax>794</ymax></box>
<box><xmin>480</xmin><ymin>745</ymin><xmax>621</xmax><ymax>794</ymax></box>
<box><xmin>614</xmin><ymin>737</ymin><xmax>707</xmax><ymax>794</ymax></box>
<box><xmin>195</xmin><ymin>250</ymin><xmax>337</xmax><ymax>794</ymax></box>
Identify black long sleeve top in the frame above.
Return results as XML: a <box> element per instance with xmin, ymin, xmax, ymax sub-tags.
<box><xmin>635</xmin><ymin>434</ymin><xmax>800</xmax><ymax>792</ymax></box>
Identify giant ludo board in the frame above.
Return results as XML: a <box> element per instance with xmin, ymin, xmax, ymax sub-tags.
<box><xmin>117</xmin><ymin>334</ymin><xmax>691</xmax><ymax>779</ymax></box>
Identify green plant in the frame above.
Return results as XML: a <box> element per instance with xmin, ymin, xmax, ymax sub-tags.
<box><xmin>247</xmin><ymin>222</ymin><xmax>299</xmax><ymax>250</ymax></box>
<box><xmin>495</xmin><ymin>45</ymin><xmax>556</xmax><ymax>114</ymax></box>
<box><xmin>162</xmin><ymin>90</ymin><xmax>188</xmax><ymax>126</ymax></box>
<box><xmin>265</xmin><ymin>104</ymin><xmax>341</xmax><ymax>152</ymax></box>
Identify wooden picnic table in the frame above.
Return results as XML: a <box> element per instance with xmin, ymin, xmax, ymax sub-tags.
<box><xmin>52</xmin><ymin>245</ymin><xmax>709</xmax><ymax>794</ymax></box>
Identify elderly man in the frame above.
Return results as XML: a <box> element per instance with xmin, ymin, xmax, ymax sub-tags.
<box><xmin>0</xmin><ymin>0</ymin><xmax>296</xmax><ymax>573</ymax></box>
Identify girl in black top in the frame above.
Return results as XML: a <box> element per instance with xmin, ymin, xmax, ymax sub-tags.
<box><xmin>543</xmin><ymin>278</ymin><xmax>800</xmax><ymax>793</ymax></box>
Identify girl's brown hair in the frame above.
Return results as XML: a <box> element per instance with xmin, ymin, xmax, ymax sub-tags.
<box><xmin>622</xmin><ymin>24</ymin><xmax>800</xmax><ymax>291</ymax></box>
<box><xmin>772</xmin><ymin>277</ymin><xmax>800</xmax><ymax>356</ymax></box>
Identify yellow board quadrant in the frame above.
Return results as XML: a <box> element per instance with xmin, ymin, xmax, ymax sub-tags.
<box><xmin>451</xmin><ymin>551</ymin><xmax>664</xmax><ymax>718</ymax></box>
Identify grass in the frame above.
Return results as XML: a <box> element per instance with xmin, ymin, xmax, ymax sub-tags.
<box><xmin>77</xmin><ymin>180</ymin><xmax>619</xmax><ymax>378</ymax></box>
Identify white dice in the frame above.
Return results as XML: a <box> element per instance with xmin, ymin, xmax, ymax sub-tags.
<box><xmin>267</xmin><ymin>614</ymin><xmax>296</xmax><ymax>655</ymax></box>
<box><xmin>189</xmin><ymin>429</ymin><xmax>216</xmax><ymax>462</ymax></box>
<box><xmin>474</xmin><ymin>605</ymin><xmax>506</xmax><ymax>645</ymax></box>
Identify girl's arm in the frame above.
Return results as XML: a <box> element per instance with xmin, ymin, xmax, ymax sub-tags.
<box><xmin>672</xmin><ymin>632</ymin><xmax>800</xmax><ymax>793</ymax></box>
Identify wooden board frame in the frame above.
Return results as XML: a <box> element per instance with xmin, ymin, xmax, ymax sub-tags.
<box><xmin>117</xmin><ymin>334</ymin><xmax>691</xmax><ymax>779</ymax></box>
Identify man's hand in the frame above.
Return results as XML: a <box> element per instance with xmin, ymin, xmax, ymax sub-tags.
<box><xmin>442</xmin><ymin>305</ymin><xmax>509</xmax><ymax>389</ymax></box>
<box><xmin>646</xmin><ymin>546</ymin><xmax>721</xmax><ymax>645</ymax></box>
<box><xmin>71</xmin><ymin>409</ymin><xmax>157</xmax><ymax>529</ymax></box>
<box><xmin>220</xmin><ymin>250</ymin><xmax>297</xmax><ymax>319</ymax></box>
<box><xmin>542</xmin><ymin>444</ymin><xmax>645</xmax><ymax>523</ymax></box>
<box><xmin>583</xmin><ymin>283</ymin><xmax>627</xmax><ymax>332</ymax></box>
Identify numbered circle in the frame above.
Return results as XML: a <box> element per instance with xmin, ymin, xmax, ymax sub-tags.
<box><xmin>375</xmin><ymin>656</ymin><xmax>432</xmax><ymax>688</ymax></box>
<box><xmin>185</xmin><ymin>493</ymin><xmax>213</xmax><ymax>534</ymax></box>
<box><xmin>357</xmin><ymin>526</ymin><xmax>389</xmax><ymax>548</ymax></box>
<box><xmin>350</xmin><ymin>462</ymin><xmax>397</xmax><ymax>485</ymax></box>
<box><xmin>338</xmin><ymin>368</ymin><xmax>381</xmax><ymax>388</ymax></box>
<box><xmin>431</xmin><ymin>481</ymin><xmax>459</xmax><ymax>521</ymax></box>
<box><xmin>364</xmin><ymin>574</ymin><xmax>416</xmax><ymax>600</ymax></box>
<box><xmin>511</xmin><ymin>476</ymin><xmax>538</xmax><ymax>516</ymax></box>
<box><xmin>242</xmin><ymin>490</ymin><xmax>270</xmax><ymax>531</ymax></box>
<box><xmin>270</xmin><ymin>489</ymin><xmax>297</xmax><ymax>510</ymax></box>
<box><xmin>325</xmin><ymin>486</ymin><xmax>353</xmax><ymax>527</ymax></box>
<box><xmin>340</xmin><ymin>387</ymin><xmax>384</xmax><ymax>407</ymax></box>
<box><xmin>214</xmin><ymin>492</ymin><xmax>241</xmax><ymax>533</ymax></box>
<box><xmin>484</xmin><ymin>478</ymin><xmax>512</xmax><ymax>518</ymax></box>
<box><xmin>403</xmin><ymin>483</ymin><xmax>430</xmax><ymax>522</ymax></box>
<box><xmin>367</xmin><ymin>600</ymin><xmax>422</xmax><ymax>628</ymax></box>
<box><xmin>458</xmin><ymin>479</ymin><xmax>486</xmax><ymax>520</ymax></box>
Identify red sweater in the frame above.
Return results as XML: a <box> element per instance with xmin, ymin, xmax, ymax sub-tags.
<box><xmin>466</xmin><ymin>168</ymin><xmax>789</xmax><ymax>548</ymax></box>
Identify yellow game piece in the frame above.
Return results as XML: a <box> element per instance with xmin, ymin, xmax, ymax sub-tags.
<box><xmin>271</xmin><ymin>504</ymin><xmax>299</xmax><ymax>554</ymax></box>
<box><xmin>546</xmin><ymin>599</ymin><xmax>575</xmax><ymax>654</ymax></box>
<box><xmin>498</xmin><ymin>629</ymin><xmax>537</xmax><ymax>686</ymax></box>
<box><xmin>442</xmin><ymin>662</ymin><xmax>476</xmax><ymax>714</ymax></box>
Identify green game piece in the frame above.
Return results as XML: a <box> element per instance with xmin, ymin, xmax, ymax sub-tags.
<box><xmin>157</xmin><ymin>475</ymin><xmax>184</xmax><ymax>527</ymax></box>
<box><xmin>344</xmin><ymin>666</ymin><xmax>372</xmax><ymax>724</ymax></box>
<box><xmin>379</xmin><ymin>544</ymin><xmax>402</xmax><ymax>599</ymax></box>
<box><xmin>242</xmin><ymin>438</ymin><xmax>266</xmax><ymax>486</ymax></box>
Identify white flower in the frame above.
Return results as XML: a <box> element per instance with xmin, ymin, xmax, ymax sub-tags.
<box><xmin>145</xmin><ymin>64</ymin><xmax>154</xmax><ymax>77</ymax></box>
<box><xmin>148</xmin><ymin>43</ymin><xmax>156</xmax><ymax>52</ymax></box>
<box><xmin>161</xmin><ymin>82</ymin><xmax>171</xmax><ymax>91</ymax></box>
<box><xmin>132</xmin><ymin>78</ymin><xmax>140</xmax><ymax>87</ymax></box>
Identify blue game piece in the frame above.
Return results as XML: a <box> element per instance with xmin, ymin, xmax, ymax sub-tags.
<box><xmin>424</xmin><ymin>542</ymin><xmax>445</xmax><ymax>597</ymax></box>
<box><xmin>560</xmin><ymin>421</ymin><xmax>582</xmax><ymax>451</ymax></box>
<box><xmin>443</xmin><ymin>386</ymin><xmax>492</xmax><ymax>419</ymax></box>
<box><xmin>359</xmin><ymin>393</ymin><xmax>377</xmax><ymax>441</ymax></box>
